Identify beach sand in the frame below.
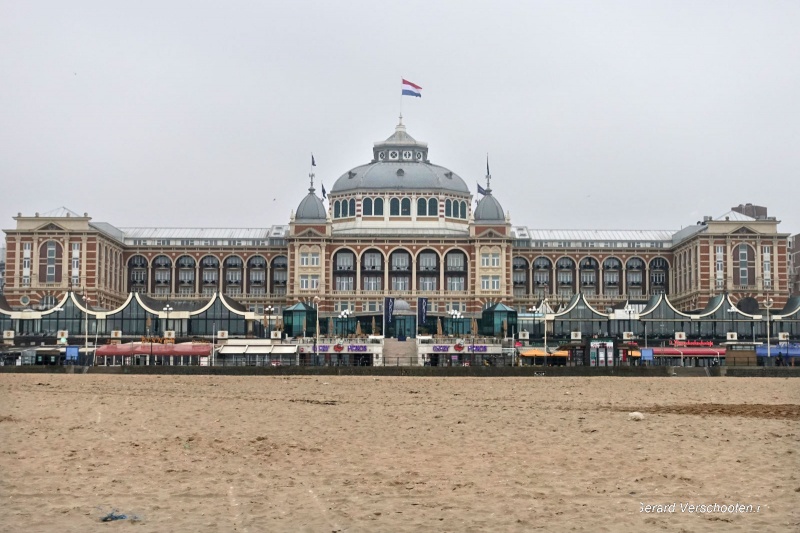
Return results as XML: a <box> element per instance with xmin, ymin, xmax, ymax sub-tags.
<box><xmin>0</xmin><ymin>374</ymin><xmax>798</xmax><ymax>532</ymax></box>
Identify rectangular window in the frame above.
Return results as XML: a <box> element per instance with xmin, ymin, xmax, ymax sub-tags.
<box><xmin>534</xmin><ymin>271</ymin><xmax>549</xmax><ymax>285</ymax></box>
<box><xmin>202</xmin><ymin>286</ymin><xmax>216</xmax><ymax>296</ymax></box>
<box><xmin>580</xmin><ymin>272</ymin><xmax>596</xmax><ymax>285</ymax></box>
<box><xmin>178</xmin><ymin>286</ymin><xmax>193</xmax><ymax>295</ymax></box>
<box><xmin>419</xmin><ymin>276</ymin><xmax>437</xmax><ymax>291</ymax></box>
<box><xmin>336</xmin><ymin>253</ymin><xmax>354</xmax><ymax>270</ymax></box>
<box><xmin>481</xmin><ymin>275</ymin><xmax>490</xmax><ymax>290</ymax></box>
<box><xmin>419</xmin><ymin>253</ymin><xmax>437</xmax><ymax>270</ymax></box>
<box><xmin>226</xmin><ymin>270</ymin><xmax>241</xmax><ymax>283</ymax></box>
<box><xmin>250</xmin><ymin>270</ymin><xmax>265</xmax><ymax>282</ymax></box>
<box><xmin>300</xmin><ymin>253</ymin><xmax>309</xmax><ymax>266</ymax></box>
<box><xmin>225</xmin><ymin>286</ymin><xmax>241</xmax><ymax>296</ymax></box>
<box><xmin>363</xmin><ymin>301</ymin><xmax>383</xmax><ymax>313</ymax></box>
<box><xmin>481</xmin><ymin>253</ymin><xmax>490</xmax><ymax>267</ymax></box>
<box><xmin>391</xmin><ymin>276</ymin><xmax>409</xmax><ymax>291</ymax></box>
<box><xmin>603</xmin><ymin>272</ymin><xmax>619</xmax><ymax>285</ymax></box>
<box><xmin>335</xmin><ymin>276</ymin><xmax>353</xmax><ymax>291</ymax></box>
<box><xmin>446</xmin><ymin>255</ymin><xmax>464</xmax><ymax>270</ymax></box>
<box><xmin>491</xmin><ymin>275</ymin><xmax>500</xmax><ymax>290</ymax></box>
<box><xmin>363</xmin><ymin>253</ymin><xmax>381</xmax><ymax>269</ymax></box>
<box><xmin>155</xmin><ymin>270</ymin><xmax>171</xmax><ymax>281</ymax></box>
<box><xmin>300</xmin><ymin>275</ymin><xmax>309</xmax><ymax>289</ymax></box>
<box><xmin>391</xmin><ymin>253</ymin><xmax>410</xmax><ymax>270</ymax></box>
<box><xmin>627</xmin><ymin>272</ymin><xmax>642</xmax><ymax>285</ymax></box>
<box><xmin>249</xmin><ymin>286</ymin><xmax>265</xmax><ymax>296</ymax></box>
<box><xmin>491</xmin><ymin>253</ymin><xmax>500</xmax><ymax>267</ymax></box>
<box><xmin>363</xmin><ymin>276</ymin><xmax>382</xmax><ymax>291</ymax></box>
<box><xmin>447</xmin><ymin>277</ymin><xmax>464</xmax><ymax>291</ymax></box>
<box><xmin>311</xmin><ymin>252</ymin><xmax>320</xmax><ymax>266</ymax></box>
<box><xmin>557</xmin><ymin>271</ymin><xmax>573</xmax><ymax>285</ymax></box>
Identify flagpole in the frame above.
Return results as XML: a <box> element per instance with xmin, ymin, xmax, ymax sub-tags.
<box><xmin>399</xmin><ymin>77</ymin><xmax>403</xmax><ymax>120</ymax></box>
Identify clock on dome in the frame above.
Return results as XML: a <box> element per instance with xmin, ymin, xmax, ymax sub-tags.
<box><xmin>388</xmin><ymin>150</ymin><xmax>399</xmax><ymax>160</ymax></box>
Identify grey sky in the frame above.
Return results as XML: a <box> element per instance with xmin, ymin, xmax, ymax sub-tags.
<box><xmin>1</xmin><ymin>1</ymin><xmax>798</xmax><ymax>235</ymax></box>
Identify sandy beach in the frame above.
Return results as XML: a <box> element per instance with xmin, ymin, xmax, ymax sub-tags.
<box><xmin>0</xmin><ymin>374</ymin><xmax>798</xmax><ymax>532</ymax></box>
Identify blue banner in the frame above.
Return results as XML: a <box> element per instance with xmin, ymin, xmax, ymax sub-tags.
<box><xmin>417</xmin><ymin>297</ymin><xmax>428</xmax><ymax>326</ymax></box>
<box><xmin>384</xmin><ymin>297</ymin><xmax>395</xmax><ymax>325</ymax></box>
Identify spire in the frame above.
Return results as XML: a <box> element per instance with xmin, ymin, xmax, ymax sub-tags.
<box><xmin>309</xmin><ymin>153</ymin><xmax>316</xmax><ymax>193</ymax></box>
<box><xmin>485</xmin><ymin>153</ymin><xmax>492</xmax><ymax>194</ymax></box>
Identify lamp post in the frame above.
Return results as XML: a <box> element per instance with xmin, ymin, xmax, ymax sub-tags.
<box><xmin>313</xmin><ymin>296</ymin><xmax>320</xmax><ymax>365</ymax></box>
<box><xmin>83</xmin><ymin>293</ymin><xmax>91</xmax><ymax>367</ymax></box>
<box><xmin>265</xmin><ymin>305</ymin><xmax>274</xmax><ymax>338</ymax></box>
<box><xmin>448</xmin><ymin>309</ymin><xmax>463</xmax><ymax>337</ymax></box>
<box><xmin>163</xmin><ymin>304</ymin><xmax>173</xmax><ymax>334</ymax></box>
<box><xmin>338</xmin><ymin>309</ymin><xmax>352</xmax><ymax>337</ymax></box>
<box><xmin>529</xmin><ymin>299</ymin><xmax>548</xmax><ymax>367</ymax></box>
<box><xmin>727</xmin><ymin>306</ymin><xmax>737</xmax><ymax>340</ymax></box>
<box><xmin>623</xmin><ymin>304</ymin><xmax>636</xmax><ymax>367</ymax></box>
<box><xmin>763</xmin><ymin>298</ymin><xmax>773</xmax><ymax>361</ymax></box>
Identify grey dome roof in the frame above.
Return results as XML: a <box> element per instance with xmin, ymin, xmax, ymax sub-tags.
<box><xmin>474</xmin><ymin>193</ymin><xmax>505</xmax><ymax>222</ymax></box>
<box><xmin>295</xmin><ymin>189</ymin><xmax>327</xmax><ymax>221</ymax></box>
<box><xmin>331</xmin><ymin>162</ymin><xmax>469</xmax><ymax>194</ymax></box>
<box><xmin>330</xmin><ymin>120</ymin><xmax>469</xmax><ymax>195</ymax></box>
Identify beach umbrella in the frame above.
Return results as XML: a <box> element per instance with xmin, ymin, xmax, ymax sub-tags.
<box><xmin>471</xmin><ymin>318</ymin><xmax>478</xmax><ymax>336</ymax></box>
<box><xmin>328</xmin><ymin>317</ymin><xmax>334</xmax><ymax>337</ymax></box>
<box><xmin>356</xmin><ymin>320</ymin><xmax>362</xmax><ymax>337</ymax></box>
<box><xmin>371</xmin><ymin>316</ymin><xmax>376</xmax><ymax>335</ymax></box>
<box><xmin>302</xmin><ymin>317</ymin><xmax>307</xmax><ymax>336</ymax></box>
<box><xmin>437</xmin><ymin>317</ymin><xmax>443</xmax><ymax>336</ymax></box>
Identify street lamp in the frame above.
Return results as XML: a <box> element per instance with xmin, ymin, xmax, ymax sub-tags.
<box><xmin>163</xmin><ymin>304</ymin><xmax>174</xmax><ymax>334</ymax></box>
<box><xmin>338</xmin><ymin>309</ymin><xmax>352</xmax><ymax>337</ymax></box>
<box><xmin>727</xmin><ymin>306</ymin><xmax>737</xmax><ymax>340</ymax></box>
<box><xmin>265</xmin><ymin>305</ymin><xmax>274</xmax><ymax>338</ymax></box>
<box><xmin>529</xmin><ymin>299</ymin><xmax>548</xmax><ymax>367</ymax></box>
<box><xmin>82</xmin><ymin>293</ymin><xmax>91</xmax><ymax>367</ymax></box>
<box><xmin>763</xmin><ymin>298</ymin><xmax>774</xmax><ymax>360</ymax></box>
<box><xmin>313</xmin><ymin>296</ymin><xmax>320</xmax><ymax>364</ymax></box>
<box><xmin>622</xmin><ymin>304</ymin><xmax>637</xmax><ymax>367</ymax></box>
<box><xmin>448</xmin><ymin>309</ymin><xmax>463</xmax><ymax>336</ymax></box>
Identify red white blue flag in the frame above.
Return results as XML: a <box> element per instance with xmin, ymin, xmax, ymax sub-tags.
<box><xmin>402</xmin><ymin>79</ymin><xmax>422</xmax><ymax>97</ymax></box>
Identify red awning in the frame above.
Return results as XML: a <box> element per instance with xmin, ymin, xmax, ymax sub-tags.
<box><xmin>652</xmin><ymin>347</ymin><xmax>726</xmax><ymax>356</ymax></box>
<box><xmin>96</xmin><ymin>342</ymin><xmax>211</xmax><ymax>357</ymax></box>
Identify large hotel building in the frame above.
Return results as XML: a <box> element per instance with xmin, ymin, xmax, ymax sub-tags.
<box><xmin>1</xmin><ymin>121</ymin><xmax>796</xmax><ymax>336</ymax></box>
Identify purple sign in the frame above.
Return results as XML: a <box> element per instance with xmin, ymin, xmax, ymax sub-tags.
<box><xmin>318</xmin><ymin>345</ymin><xmax>330</xmax><ymax>352</ymax></box>
<box><xmin>432</xmin><ymin>345</ymin><xmax>450</xmax><ymax>352</ymax></box>
<box><xmin>469</xmin><ymin>345</ymin><xmax>488</xmax><ymax>352</ymax></box>
<box><xmin>348</xmin><ymin>345</ymin><xmax>368</xmax><ymax>352</ymax></box>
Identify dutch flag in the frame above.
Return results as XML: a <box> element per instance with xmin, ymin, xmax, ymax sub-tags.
<box><xmin>402</xmin><ymin>79</ymin><xmax>422</xmax><ymax>97</ymax></box>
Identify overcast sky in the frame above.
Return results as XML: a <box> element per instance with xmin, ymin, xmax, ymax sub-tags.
<box><xmin>1</xmin><ymin>1</ymin><xmax>798</xmax><ymax>237</ymax></box>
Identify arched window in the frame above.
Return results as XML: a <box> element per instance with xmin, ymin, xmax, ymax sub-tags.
<box><xmin>390</xmin><ymin>198</ymin><xmax>400</xmax><ymax>216</ymax></box>
<box><xmin>428</xmin><ymin>198</ymin><xmax>438</xmax><ymax>216</ymax></box>
<box><xmin>349</xmin><ymin>199</ymin><xmax>356</xmax><ymax>216</ymax></box>
<box><xmin>374</xmin><ymin>197</ymin><xmax>384</xmax><ymax>216</ymax></box>
<box><xmin>401</xmin><ymin>198</ymin><xmax>411</xmax><ymax>216</ymax></box>
<box><xmin>334</xmin><ymin>201</ymin><xmax>341</xmax><ymax>218</ymax></box>
<box><xmin>417</xmin><ymin>198</ymin><xmax>427</xmax><ymax>216</ymax></box>
<box><xmin>363</xmin><ymin>198</ymin><xmax>373</xmax><ymax>216</ymax></box>
<box><xmin>342</xmin><ymin>199</ymin><xmax>349</xmax><ymax>217</ymax></box>
<box><xmin>445</xmin><ymin>199</ymin><xmax>452</xmax><ymax>217</ymax></box>
<box><xmin>460</xmin><ymin>201</ymin><xmax>467</xmax><ymax>219</ymax></box>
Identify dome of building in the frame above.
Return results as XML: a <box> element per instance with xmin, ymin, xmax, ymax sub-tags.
<box><xmin>295</xmin><ymin>185</ymin><xmax>326</xmax><ymax>221</ymax></box>
<box><xmin>474</xmin><ymin>194</ymin><xmax>505</xmax><ymax>222</ymax></box>
<box><xmin>330</xmin><ymin>119</ymin><xmax>470</xmax><ymax>195</ymax></box>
